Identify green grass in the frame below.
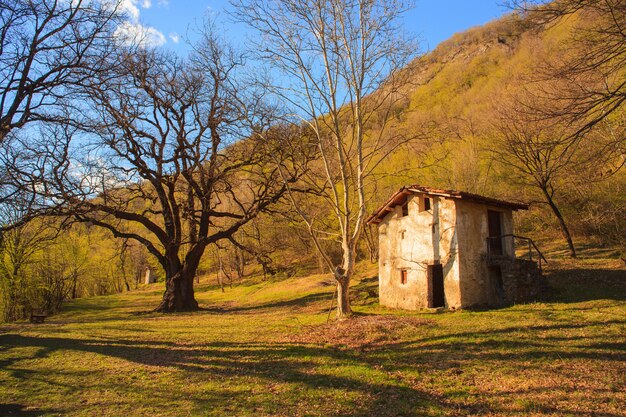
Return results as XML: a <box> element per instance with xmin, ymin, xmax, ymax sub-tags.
<box><xmin>1</xmin><ymin>257</ymin><xmax>625</xmax><ymax>417</ymax></box>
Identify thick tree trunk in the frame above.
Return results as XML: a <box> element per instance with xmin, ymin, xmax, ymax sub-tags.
<box><xmin>155</xmin><ymin>268</ymin><xmax>199</xmax><ymax>312</ymax></box>
<box><xmin>333</xmin><ymin>239</ymin><xmax>358</xmax><ymax>319</ymax></box>
<box><xmin>542</xmin><ymin>187</ymin><xmax>577</xmax><ymax>258</ymax></box>
<box><xmin>155</xmin><ymin>245</ymin><xmax>207</xmax><ymax>312</ymax></box>
<box><xmin>335</xmin><ymin>275</ymin><xmax>352</xmax><ymax>318</ymax></box>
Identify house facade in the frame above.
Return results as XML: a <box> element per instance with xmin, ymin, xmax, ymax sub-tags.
<box><xmin>366</xmin><ymin>185</ymin><xmax>542</xmax><ymax>310</ymax></box>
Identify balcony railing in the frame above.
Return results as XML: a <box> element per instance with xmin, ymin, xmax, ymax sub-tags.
<box><xmin>486</xmin><ymin>234</ymin><xmax>547</xmax><ymax>272</ymax></box>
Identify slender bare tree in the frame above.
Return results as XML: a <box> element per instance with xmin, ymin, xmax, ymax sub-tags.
<box><xmin>232</xmin><ymin>0</ymin><xmax>417</xmax><ymax>317</ymax></box>
<box><xmin>492</xmin><ymin>87</ymin><xmax>623</xmax><ymax>258</ymax></box>
<box><xmin>497</xmin><ymin>0</ymin><xmax>626</xmax><ymax>256</ymax></box>
<box><xmin>493</xmin><ymin>106</ymin><xmax>580</xmax><ymax>257</ymax></box>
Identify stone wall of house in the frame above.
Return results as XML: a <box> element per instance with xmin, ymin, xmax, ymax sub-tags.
<box><xmin>454</xmin><ymin>201</ymin><xmax>515</xmax><ymax>307</ymax></box>
<box><xmin>377</xmin><ymin>194</ymin><xmax>462</xmax><ymax>310</ymax></box>
<box><xmin>489</xmin><ymin>258</ymin><xmax>545</xmax><ymax>305</ymax></box>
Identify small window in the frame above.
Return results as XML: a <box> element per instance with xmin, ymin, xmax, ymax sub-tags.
<box><xmin>400</xmin><ymin>269</ymin><xmax>408</xmax><ymax>285</ymax></box>
<box><xmin>424</xmin><ymin>197</ymin><xmax>431</xmax><ymax>211</ymax></box>
<box><xmin>401</xmin><ymin>203</ymin><xmax>409</xmax><ymax>217</ymax></box>
<box><xmin>400</xmin><ymin>230</ymin><xmax>406</xmax><ymax>239</ymax></box>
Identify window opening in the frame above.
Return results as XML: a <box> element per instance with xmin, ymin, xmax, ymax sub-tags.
<box><xmin>401</xmin><ymin>203</ymin><xmax>409</xmax><ymax>217</ymax></box>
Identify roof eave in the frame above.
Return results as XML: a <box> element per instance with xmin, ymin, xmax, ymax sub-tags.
<box><xmin>366</xmin><ymin>186</ymin><xmax>529</xmax><ymax>225</ymax></box>
<box><xmin>365</xmin><ymin>187</ymin><xmax>410</xmax><ymax>225</ymax></box>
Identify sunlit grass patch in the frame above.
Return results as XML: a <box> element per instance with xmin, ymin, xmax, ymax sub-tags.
<box><xmin>1</xmin><ymin>256</ymin><xmax>624</xmax><ymax>416</ymax></box>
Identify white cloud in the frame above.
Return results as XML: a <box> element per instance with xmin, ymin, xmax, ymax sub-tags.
<box><xmin>158</xmin><ymin>0</ymin><xmax>169</xmax><ymax>6</ymax></box>
<box><xmin>114</xmin><ymin>0</ymin><xmax>155</xmax><ymax>21</ymax></box>
<box><xmin>103</xmin><ymin>0</ymin><xmax>167</xmax><ymax>48</ymax></box>
<box><xmin>118</xmin><ymin>0</ymin><xmax>140</xmax><ymax>22</ymax></box>
<box><xmin>115</xmin><ymin>21</ymin><xmax>167</xmax><ymax>47</ymax></box>
<box><xmin>169</xmin><ymin>32</ymin><xmax>180</xmax><ymax>43</ymax></box>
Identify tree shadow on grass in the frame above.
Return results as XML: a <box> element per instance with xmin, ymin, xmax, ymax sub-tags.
<box><xmin>0</xmin><ymin>403</ymin><xmax>52</xmax><ymax>417</ymax></box>
<box><xmin>350</xmin><ymin>276</ymin><xmax>379</xmax><ymax>307</ymax></box>
<box><xmin>203</xmin><ymin>291</ymin><xmax>334</xmax><ymax>314</ymax></box>
<box><xmin>2</xmin><ymin>322</ymin><xmax>626</xmax><ymax>416</ymax></box>
<box><xmin>0</xmin><ymin>333</ymin><xmax>480</xmax><ymax>416</ymax></box>
<box><xmin>205</xmin><ymin>274</ymin><xmax>380</xmax><ymax>314</ymax></box>
<box><xmin>544</xmin><ymin>268</ymin><xmax>626</xmax><ymax>303</ymax></box>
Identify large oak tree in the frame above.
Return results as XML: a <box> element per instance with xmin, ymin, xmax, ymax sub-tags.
<box><xmin>13</xmin><ymin>29</ymin><xmax>307</xmax><ymax>312</ymax></box>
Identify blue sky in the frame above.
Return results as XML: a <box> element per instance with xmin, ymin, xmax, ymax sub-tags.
<box><xmin>125</xmin><ymin>0</ymin><xmax>510</xmax><ymax>54</ymax></box>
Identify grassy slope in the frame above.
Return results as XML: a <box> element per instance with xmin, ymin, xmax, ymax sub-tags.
<box><xmin>1</xmin><ymin>253</ymin><xmax>625</xmax><ymax>417</ymax></box>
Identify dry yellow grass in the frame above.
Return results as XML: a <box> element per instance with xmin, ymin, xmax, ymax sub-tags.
<box><xmin>1</xmin><ymin>258</ymin><xmax>624</xmax><ymax>416</ymax></box>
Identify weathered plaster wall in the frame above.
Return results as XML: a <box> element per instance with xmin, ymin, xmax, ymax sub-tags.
<box><xmin>378</xmin><ymin>194</ymin><xmax>461</xmax><ymax>310</ymax></box>
<box><xmin>454</xmin><ymin>201</ymin><xmax>514</xmax><ymax>307</ymax></box>
<box><xmin>377</xmin><ymin>195</ymin><xmax>519</xmax><ymax>310</ymax></box>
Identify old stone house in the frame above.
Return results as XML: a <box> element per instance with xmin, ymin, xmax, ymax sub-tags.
<box><xmin>366</xmin><ymin>185</ymin><xmax>544</xmax><ymax>310</ymax></box>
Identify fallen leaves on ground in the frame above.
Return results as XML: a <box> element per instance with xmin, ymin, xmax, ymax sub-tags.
<box><xmin>285</xmin><ymin>315</ymin><xmax>434</xmax><ymax>349</ymax></box>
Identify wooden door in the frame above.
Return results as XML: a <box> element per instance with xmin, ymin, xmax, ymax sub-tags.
<box><xmin>428</xmin><ymin>264</ymin><xmax>445</xmax><ymax>308</ymax></box>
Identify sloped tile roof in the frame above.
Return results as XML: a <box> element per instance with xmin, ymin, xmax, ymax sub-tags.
<box><xmin>366</xmin><ymin>185</ymin><xmax>528</xmax><ymax>224</ymax></box>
